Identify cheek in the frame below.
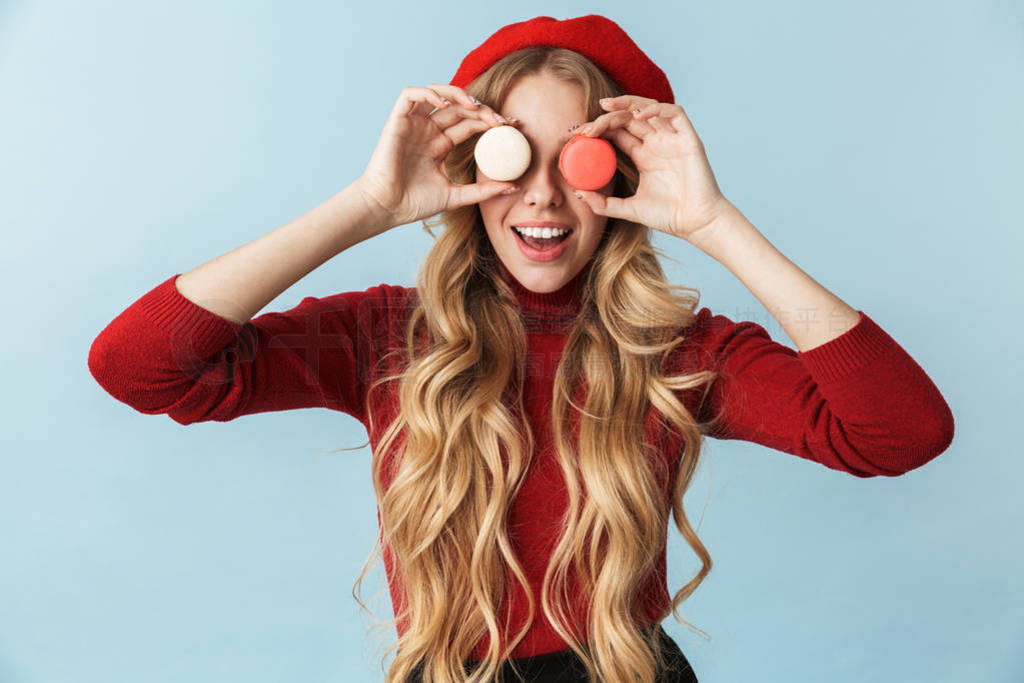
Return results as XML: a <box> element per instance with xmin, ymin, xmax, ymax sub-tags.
<box><xmin>477</xmin><ymin>202</ymin><xmax>507</xmax><ymax>242</ymax></box>
<box><xmin>583</xmin><ymin>217</ymin><xmax>609</xmax><ymax>244</ymax></box>
<box><xmin>477</xmin><ymin>197</ymin><xmax>502</xmax><ymax>225</ymax></box>
<box><xmin>479</xmin><ymin>190</ymin><xmax>516</xmax><ymax>219</ymax></box>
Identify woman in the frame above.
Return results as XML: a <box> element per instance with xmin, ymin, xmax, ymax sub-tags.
<box><xmin>88</xmin><ymin>14</ymin><xmax>954</xmax><ymax>683</ymax></box>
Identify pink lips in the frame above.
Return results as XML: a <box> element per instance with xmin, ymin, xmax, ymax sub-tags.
<box><xmin>511</xmin><ymin>222</ymin><xmax>573</xmax><ymax>262</ymax></box>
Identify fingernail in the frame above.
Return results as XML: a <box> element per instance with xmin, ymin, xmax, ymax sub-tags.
<box><xmin>495</xmin><ymin>113</ymin><xmax>507</xmax><ymax>123</ymax></box>
<box><xmin>470</xmin><ymin>96</ymin><xmax>482</xmax><ymax>106</ymax></box>
<box><xmin>501</xmin><ymin>185</ymin><xmax>518</xmax><ymax>195</ymax></box>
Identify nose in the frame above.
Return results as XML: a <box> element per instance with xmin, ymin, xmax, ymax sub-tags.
<box><xmin>519</xmin><ymin>158</ymin><xmax>565</xmax><ymax>209</ymax></box>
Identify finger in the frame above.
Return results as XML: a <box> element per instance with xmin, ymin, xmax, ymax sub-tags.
<box><xmin>425</xmin><ymin>83</ymin><xmax>511</xmax><ymax>126</ymax></box>
<box><xmin>420</xmin><ymin>118</ymin><xmax>490</xmax><ymax>160</ymax></box>
<box><xmin>397</xmin><ymin>85</ymin><xmax>453</xmax><ymax>119</ymax></box>
<box><xmin>425</xmin><ymin>83</ymin><xmax>516</xmax><ymax>125</ymax></box>
<box><xmin>581</xmin><ymin>109</ymin><xmax>655</xmax><ymax>139</ymax></box>
<box><xmin>573</xmin><ymin>188</ymin><xmax>638</xmax><ymax>223</ymax></box>
<box><xmin>428</xmin><ymin>101</ymin><xmax>513</xmax><ymax>130</ymax></box>
<box><xmin>624</xmin><ymin>115</ymin><xmax>657</xmax><ymax>139</ymax></box>
<box><xmin>439</xmin><ymin>117</ymin><xmax>495</xmax><ymax>147</ymax></box>
<box><xmin>429</xmin><ymin>101</ymin><xmax>508</xmax><ymax>127</ymax></box>
<box><xmin>425</xmin><ymin>83</ymin><xmax>481</xmax><ymax>111</ymax></box>
<box><xmin>598</xmin><ymin>94</ymin><xmax>659</xmax><ymax>112</ymax></box>
<box><xmin>662</xmin><ymin>105</ymin><xmax>703</xmax><ymax>144</ymax></box>
<box><xmin>647</xmin><ymin>117</ymin><xmax>675</xmax><ymax>134</ymax></box>
<box><xmin>589</xmin><ymin>109</ymin><xmax>651</xmax><ymax>139</ymax></box>
<box><xmin>632</xmin><ymin>103</ymin><xmax>675</xmax><ymax>134</ymax></box>
<box><xmin>637</xmin><ymin>110</ymin><xmax>675</xmax><ymax>134</ymax></box>
<box><xmin>449</xmin><ymin>180</ymin><xmax>518</xmax><ymax>209</ymax></box>
<box><xmin>605</xmin><ymin>127</ymin><xmax>643</xmax><ymax>157</ymax></box>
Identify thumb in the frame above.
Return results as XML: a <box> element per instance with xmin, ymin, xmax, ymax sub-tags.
<box><xmin>449</xmin><ymin>182</ymin><xmax>518</xmax><ymax>209</ymax></box>
<box><xmin>573</xmin><ymin>189</ymin><xmax>633</xmax><ymax>222</ymax></box>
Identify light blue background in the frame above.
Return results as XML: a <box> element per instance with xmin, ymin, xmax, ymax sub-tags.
<box><xmin>2</xmin><ymin>1</ymin><xmax>1020</xmax><ymax>681</ymax></box>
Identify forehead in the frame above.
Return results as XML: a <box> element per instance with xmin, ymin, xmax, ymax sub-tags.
<box><xmin>501</xmin><ymin>74</ymin><xmax>586</xmax><ymax>142</ymax></box>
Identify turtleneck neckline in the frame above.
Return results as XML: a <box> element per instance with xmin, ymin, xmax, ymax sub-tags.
<box><xmin>496</xmin><ymin>258</ymin><xmax>591</xmax><ymax>318</ymax></box>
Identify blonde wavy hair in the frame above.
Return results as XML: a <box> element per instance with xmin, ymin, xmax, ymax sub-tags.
<box><xmin>346</xmin><ymin>47</ymin><xmax>721</xmax><ymax>682</ymax></box>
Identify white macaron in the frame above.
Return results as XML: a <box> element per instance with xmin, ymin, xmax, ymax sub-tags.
<box><xmin>474</xmin><ymin>125</ymin><xmax>531</xmax><ymax>182</ymax></box>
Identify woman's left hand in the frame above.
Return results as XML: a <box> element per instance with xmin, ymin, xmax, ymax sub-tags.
<box><xmin>572</xmin><ymin>95</ymin><xmax>731</xmax><ymax>243</ymax></box>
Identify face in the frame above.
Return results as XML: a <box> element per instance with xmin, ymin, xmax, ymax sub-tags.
<box><xmin>475</xmin><ymin>72</ymin><xmax>615</xmax><ymax>293</ymax></box>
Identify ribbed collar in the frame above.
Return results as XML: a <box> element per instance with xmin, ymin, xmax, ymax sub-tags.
<box><xmin>496</xmin><ymin>258</ymin><xmax>591</xmax><ymax>318</ymax></box>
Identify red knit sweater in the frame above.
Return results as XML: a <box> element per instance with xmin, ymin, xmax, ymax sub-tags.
<box><xmin>88</xmin><ymin>261</ymin><xmax>954</xmax><ymax>659</ymax></box>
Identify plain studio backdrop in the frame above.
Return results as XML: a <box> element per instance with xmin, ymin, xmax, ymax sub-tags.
<box><xmin>1</xmin><ymin>1</ymin><xmax>1021</xmax><ymax>681</ymax></box>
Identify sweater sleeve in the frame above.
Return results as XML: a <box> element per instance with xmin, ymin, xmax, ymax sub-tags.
<box><xmin>88</xmin><ymin>273</ymin><xmax>406</xmax><ymax>426</ymax></box>
<box><xmin>677</xmin><ymin>307</ymin><xmax>955</xmax><ymax>478</ymax></box>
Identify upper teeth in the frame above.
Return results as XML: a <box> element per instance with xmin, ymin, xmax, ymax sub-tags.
<box><xmin>514</xmin><ymin>225</ymin><xmax>570</xmax><ymax>238</ymax></box>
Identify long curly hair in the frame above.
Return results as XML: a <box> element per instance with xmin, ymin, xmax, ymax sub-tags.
<box><xmin>348</xmin><ymin>46</ymin><xmax>721</xmax><ymax>682</ymax></box>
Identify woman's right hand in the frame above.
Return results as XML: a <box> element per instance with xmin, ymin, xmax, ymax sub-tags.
<box><xmin>353</xmin><ymin>84</ymin><xmax>520</xmax><ymax>231</ymax></box>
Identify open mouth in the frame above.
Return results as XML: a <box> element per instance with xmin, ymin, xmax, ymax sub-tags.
<box><xmin>511</xmin><ymin>225</ymin><xmax>573</xmax><ymax>251</ymax></box>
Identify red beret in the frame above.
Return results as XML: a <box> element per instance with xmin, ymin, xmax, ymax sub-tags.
<box><xmin>449</xmin><ymin>14</ymin><xmax>674</xmax><ymax>105</ymax></box>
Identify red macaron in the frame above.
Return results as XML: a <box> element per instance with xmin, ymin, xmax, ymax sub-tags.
<box><xmin>558</xmin><ymin>133</ymin><xmax>617</xmax><ymax>191</ymax></box>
